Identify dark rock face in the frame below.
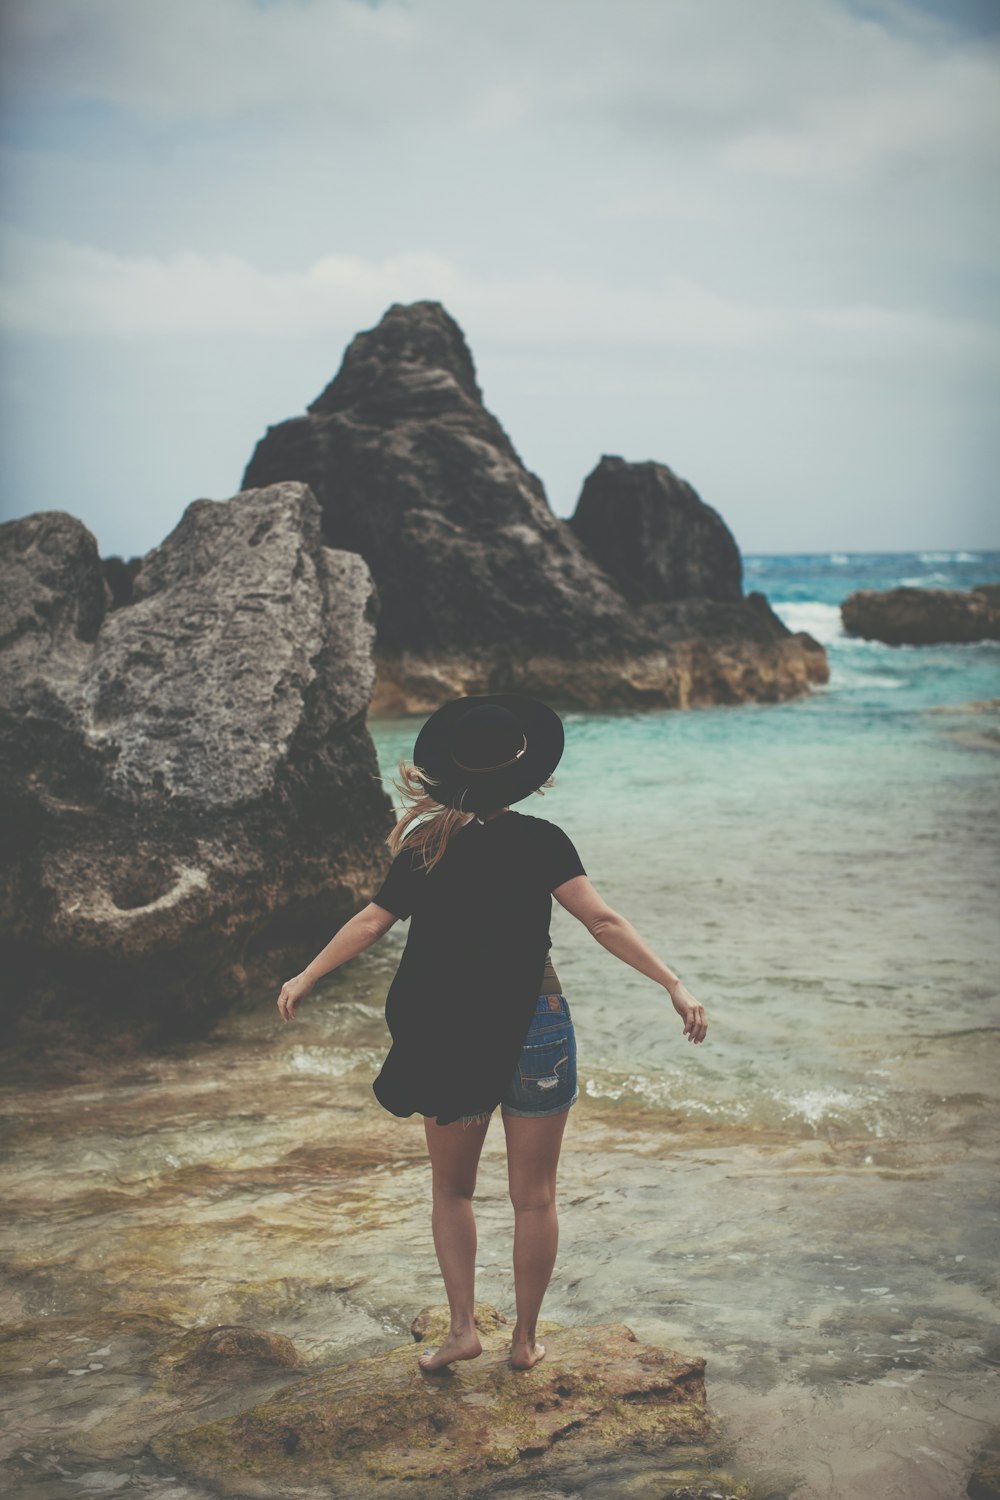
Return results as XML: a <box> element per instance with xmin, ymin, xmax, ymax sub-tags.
<box><xmin>841</xmin><ymin>584</ymin><xmax>1000</xmax><ymax>646</ymax></box>
<box><xmin>243</xmin><ymin>301</ymin><xmax>626</xmax><ymax>662</ymax></box>
<box><xmin>0</xmin><ymin>487</ymin><xmax>393</xmax><ymax>1046</ymax></box>
<box><xmin>101</xmin><ymin>554</ymin><xmax>142</xmax><ymax>610</ymax></box>
<box><xmin>243</xmin><ymin>300</ymin><xmax>828</xmax><ymax>712</ymax></box>
<box><xmin>569</xmin><ymin>454</ymin><xmax>743</xmax><ymax>604</ymax></box>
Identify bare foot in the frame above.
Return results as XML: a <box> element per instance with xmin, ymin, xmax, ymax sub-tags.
<box><xmin>510</xmin><ymin>1337</ymin><xmax>546</xmax><ymax>1370</ymax></box>
<box><xmin>417</xmin><ymin>1328</ymin><xmax>483</xmax><ymax>1373</ymax></box>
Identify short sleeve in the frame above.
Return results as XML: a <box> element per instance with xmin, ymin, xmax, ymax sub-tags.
<box><xmin>540</xmin><ymin>821</ymin><xmax>586</xmax><ymax>893</ymax></box>
<box><xmin>371</xmin><ymin>847</ymin><xmax>420</xmax><ymax>920</ymax></box>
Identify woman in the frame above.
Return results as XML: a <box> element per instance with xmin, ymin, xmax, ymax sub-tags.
<box><xmin>276</xmin><ymin>694</ymin><xmax>707</xmax><ymax>1375</ymax></box>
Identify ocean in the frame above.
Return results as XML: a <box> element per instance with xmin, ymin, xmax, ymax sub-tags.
<box><xmin>370</xmin><ymin>548</ymin><xmax>1000</xmax><ymax>1142</ymax></box>
<box><xmin>3</xmin><ymin>549</ymin><xmax>997</xmax><ymax>1500</ymax></box>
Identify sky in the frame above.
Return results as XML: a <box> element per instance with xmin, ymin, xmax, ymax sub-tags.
<box><xmin>0</xmin><ymin>0</ymin><xmax>998</xmax><ymax>560</ymax></box>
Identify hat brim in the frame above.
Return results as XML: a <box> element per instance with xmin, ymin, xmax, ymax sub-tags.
<box><xmin>412</xmin><ymin>694</ymin><xmax>565</xmax><ymax>814</ymax></box>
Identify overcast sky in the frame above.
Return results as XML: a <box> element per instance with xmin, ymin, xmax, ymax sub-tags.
<box><xmin>1</xmin><ymin>0</ymin><xmax>997</xmax><ymax>559</ymax></box>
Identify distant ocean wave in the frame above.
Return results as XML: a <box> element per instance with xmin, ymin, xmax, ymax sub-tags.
<box><xmin>918</xmin><ymin>550</ymin><xmax>980</xmax><ymax>563</ymax></box>
<box><xmin>831</xmin><ymin>669</ymin><xmax>904</xmax><ymax>689</ymax></box>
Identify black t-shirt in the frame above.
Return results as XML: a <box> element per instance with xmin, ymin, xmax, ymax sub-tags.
<box><xmin>370</xmin><ymin>810</ymin><xmax>587</xmax><ymax>1126</ymax></box>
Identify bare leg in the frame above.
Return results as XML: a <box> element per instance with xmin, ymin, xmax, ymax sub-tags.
<box><xmin>502</xmin><ymin>1105</ymin><xmax>570</xmax><ymax>1369</ymax></box>
<box><xmin>418</xmin><ymin>1113</ymin><xmax>492</xmax><ymax>1372</ymax></box>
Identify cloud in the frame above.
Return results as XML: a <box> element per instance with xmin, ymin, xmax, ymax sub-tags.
<box><xmin>724</xmin><ymin>49</ymin><xmax>1000</xmax><ymax>178</ymax></box>
<box><xmin>0</xmin><ymin>0</ymin><xmax>997</xmax><ymax>552</ymax></box>
<box><xmin>1</xmin><ymin>223</ymin><xmax>993</xmax><ymax>386</ymax></box>
<box><xmin>2</xmin><ymin>0</ymin><xmax>997</xmax><ymax>186</ymax></box>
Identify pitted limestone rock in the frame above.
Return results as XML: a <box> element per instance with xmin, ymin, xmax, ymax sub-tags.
<box><xmin>0</xmin><ymin>485</ymin><xmax>393</xmax><ymax>1046</ymax></box>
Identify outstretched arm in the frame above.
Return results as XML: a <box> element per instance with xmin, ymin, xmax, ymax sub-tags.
<box><xmin>552</xmin><ymin>875</ymin><xmax>707</xmax><ymax>1044</ymax></box>
<box><xmin>277</xmin><ymin>902</ymin><xmax>398</xmax><ymax>1021</ymax></box>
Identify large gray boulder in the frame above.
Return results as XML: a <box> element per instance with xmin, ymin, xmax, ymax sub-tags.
<box><xmin>841</xmin><ymin>583</ymin><xmax>1000</xmax><ymax>645</ymax></box>
<box><xmin>243</xmin><ymin>300</ymin><xmax>828</xmax><ymax>712</ymax></box>
<box><xmin>0</xmin><ymin>486</ymin><xmax>393</xmax><ymax>1047</ymax></box>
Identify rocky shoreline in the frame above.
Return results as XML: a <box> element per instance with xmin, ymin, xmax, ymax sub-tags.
<box><xmin>1</xmin><ymin>299</ymin><xmax>828</xmax><ymax>1040</ymax></box>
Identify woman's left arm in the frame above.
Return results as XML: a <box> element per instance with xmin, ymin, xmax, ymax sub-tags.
<box><xmin>277</xmin><ymin>902</ymin><xmax>399</xmax><ymax>1020</ymax></box>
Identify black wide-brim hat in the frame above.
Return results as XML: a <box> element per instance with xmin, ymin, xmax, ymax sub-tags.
<box><xmin>412</xmin><ymin>694</ymin><xmax>565</xmax><ymax>815</ymax></box>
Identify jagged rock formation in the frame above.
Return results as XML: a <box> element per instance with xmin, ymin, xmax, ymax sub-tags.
<box><xmin>841</xmin><ymin>583</ymin><xmax>1000</xmax><ymax>646</ymax></box>
<box><xmin>569</xmin><ymin>454</ymin><xmax>743</xmax><ymax>604</ymax></box>
<box><xmin>243</xmin><ymin>300</ymin><xmax>828</xmax><ymax>712</ymax></box>
<box><xmin>0</xmin><ymin>487</ymin><xmax>393</xmax><ymax>1046</ymax></box>
<box><xmin>150</xmin><ymin>1302</ymin><xmax>714</xmax><ymax>1499</ymax></box>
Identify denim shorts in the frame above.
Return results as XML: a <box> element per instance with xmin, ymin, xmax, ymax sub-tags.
<box><xmin>460</xmin><ymin>993</ymin><xmax>579</xmax><ymax>1128</ymax></box>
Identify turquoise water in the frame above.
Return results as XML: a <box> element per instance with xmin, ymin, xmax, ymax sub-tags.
<box><xmin>368</xmin><ymin>549</ymin><xmax>1000</xmax><ymax>1143</ymax></box>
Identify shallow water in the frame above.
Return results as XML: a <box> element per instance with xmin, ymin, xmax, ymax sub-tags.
<box><xmin>2</xmin><ymin>549</ymin><xmax>998</xmax><ymax>1498</ymax></box>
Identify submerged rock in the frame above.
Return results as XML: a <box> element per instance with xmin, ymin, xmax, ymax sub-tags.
<box><xmin>967</xmin><ymin>1430</ymin><xmax>1000</xmax><ymax>1500</ymax></box>
<box><xmin>841</xmin><ymin>583</ymin><xmax>1000</xmax><ymax>645</ymax></box>
<box><xmin>159</xmin><ymin>1324</ymin><xmax>300</xmax><ymax>1384</ymax></box>
<box><xmin>0</xmin><ymin>486</ymin><xmax>393</xmax><ymax>1047</ymax></box>
<box><xmin>242</xmin><ymin>300</ymin><xmax>827</xmax><ymax>712</ymax></box>
<box><xmin>150</xmin><ymin>1302</ymin><xmax>713</xmax><ymax>1499</ymax></box>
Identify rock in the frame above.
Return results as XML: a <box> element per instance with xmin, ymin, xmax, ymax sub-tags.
<box><xmin>149</xmin><ymin>1303</ymin><xmax>713</xmax><ymax>1499</ymax></box>
<box><xmin>160</xmin><ymin>1325</ymin><xmax>300</xmax><ymax>1383</ymax></box>
<box><xmin>242</xmin><ymin>300</ymin><xmax>827</xmax><ymax>711</ymax></box>
<box><xmin>101</xmin><ymin>554</ymin><xmax>142</xmax><ymax>610</ymax></box>
<box><xmin>243</xmin><ymin>301</ymin><xmax>628</xmax><ymax>659</ymax></box>
<box><xmin>928</xmin><ymin>697</ymin><xmax>1000</xmax><ymax>713</ymax></box>
<box><xmin>0</xmin><ymin>510</ymin><xmax>111</xmax><ymax>651</ymax></box>
<box><xmin>410</xmin><ymin>1302</ymin><xmax>510</xmax><ymax>1343</ymax></box>
<box><xmin>841</xmin><ymin>583</ymin><xmax>1000</xmax><ymax>646</ymax></box>
<box><xmin>568</xmin><ymin>455</ymin><xmax>743</xmax><ymax>604</ymax></box>
<box><xmin>0</xmin><ymin>485</ymin><xmax>394</xmax><ymax>1047</ymax></box>
<box><xmin>967</xmin><ymin>1430</ymin><xmax>1000</xmax><ymax>1500</ymax></box>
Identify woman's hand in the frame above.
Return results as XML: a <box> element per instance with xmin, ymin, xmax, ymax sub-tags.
<box><xmin>277</xmin><ymin>971</ymin><xmax>314</xmax><ymax>1021</ymax></box>
<box><xmin>668</xmin><ymin>980</ymin><xmax>707</xmax><ymax>1043</ymax></box>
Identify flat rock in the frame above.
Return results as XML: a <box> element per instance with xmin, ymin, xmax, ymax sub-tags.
<box><xmin>242</xmin><ymin>300</ymin><xmax>828</xmax><ymax>711</ymax></box>
<box><xmin>0</xmin><ymin>485</ymin><xmax>394</xmax><ymax>1047</ymax></box>
<box><xmin>150</xmin><ymin>1303</ymin><xmax>713</xmax><ymax>1499</ymax></box>
<box><xmin>841</xmin><ymin>583</ymin><xmax>1000</xmax><ymax>645</ymax></box>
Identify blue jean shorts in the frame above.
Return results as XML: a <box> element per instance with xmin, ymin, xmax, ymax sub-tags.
<box><xmin>460</xmin><ymin>994</ymin><xmax>579</xmax><ymax>1128</ymax></box>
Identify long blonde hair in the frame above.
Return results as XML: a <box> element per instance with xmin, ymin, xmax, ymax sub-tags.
<box><xmin>386</xmin><ymin>761</ymin><xmax>555</xmax><ymax>873</ymax></box>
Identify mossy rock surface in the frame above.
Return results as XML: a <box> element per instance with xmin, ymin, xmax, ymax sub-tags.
<box><xmin>150</xmin><ymin>1303</ymin><xmax>712</xmax><ymax>1499</ymax></box>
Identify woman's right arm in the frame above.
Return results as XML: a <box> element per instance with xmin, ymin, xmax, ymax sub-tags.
<box><xmin>276</xmin><ymin>902</ymin><xmax>399</xmax><ymax>1021</ymax></box>
<box><xmin>552</xmin><ymin>875</ymin><xmax>707</xmax><ymax>1044</ymax></box>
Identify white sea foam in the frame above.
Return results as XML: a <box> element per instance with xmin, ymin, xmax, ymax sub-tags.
<box><xmin>287</xmin><ymin>1045</ymin><xmax>381</xmax><ymax>1077</ymax></box>
<box><xmin>829</xmin><ymin>553</ymin><xmax>849</xmax><ymax>564</ymax></box>
<box><xmin>772</xmin><ymin>600</ymin><xmax>844</xmax><ymax>645</ymax></box>
<box><xmin>774</xmin><ymin>1086</ymin><xmax>861</xmax><ymax>1126</ymax></box>
<box><xmin>830</xmin><ymin>670</ymin><xmax>903</xmax><ymax>690</ymax></box>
